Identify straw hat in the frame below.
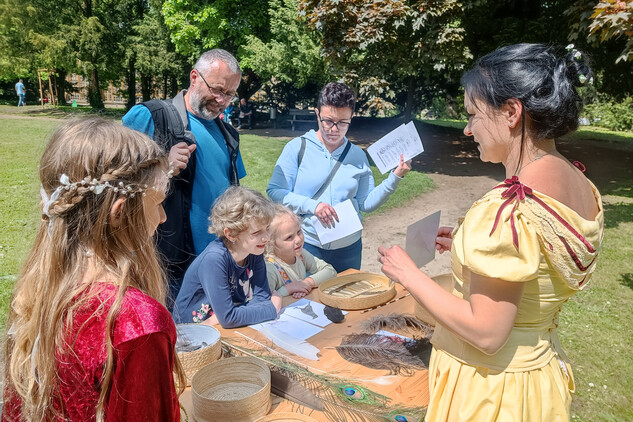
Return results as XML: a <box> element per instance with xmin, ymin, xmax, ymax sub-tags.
<box><xmin>191</xmin><ymin>356</ymin><xmax>271</xmax><ymax>422</ymax></box>
<box><xmin>414</xmin><ymin>273</ymin><xmax>454</xmax><ymax>325</ymax></box>
<box><xmin>319</xmin><ymin>272</ymin><xmax>396</xmax><ymax>310</ymax></box>
<box><xmin>175</xmin><ymin>324</ymin><xmax>222</xmax><ymax>386</ymax></box>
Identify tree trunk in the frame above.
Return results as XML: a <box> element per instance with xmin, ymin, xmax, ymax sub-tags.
<box><xmin>126</xmin><ymin>53</ymin><xmax>137</xmax><ymax>110</ymax></box>
<box><xmin>170</xmin><ymin>74</ymin><xmax>179</xmax><ymax>98</ymax></box>
<box><xmin>88</xmin><ymin>67</ymin><xmax>104</xmax><ymax>109</ymax></box>
<box><xmin>141</xmin><ymin>74</ymin><xmax>151</xmax><ymax>102</ymax></box>
<box><xmin>163</xmin><ymin>74</ymin><xmax>168</xmax><ymax>100</ymax></box>
<box><xmin>55</xmin><ymin>68</ymin><xmax>68</xmax><ymax>106</ymax></box>
<box><xmin>404</xmin><ymin>75</ymin><xmax>415</xmax><ymax>121</ymax></box>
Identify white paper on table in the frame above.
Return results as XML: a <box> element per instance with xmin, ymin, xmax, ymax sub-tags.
<box><xmin>310</xmin><ymin>199</ymin><xmax>362</xmax><ymax>244</ymax></box>
<box><xmin>405</xmin><ymin>210</ymin><xmax>441</xmax><ymax>268</ymax></box>
<box><xmin>250</xmin><ymin>311</ymin><xmax>323</xmax><ymax>340</ymax></box>
<box><xmin>283</xmin><ymin>298</ymin><xmax>348</xmax><ymax>328</ymax></box>
<box><xmin>375</xmin><ymin>329</ymin><xmax>413</xmax><ymax>342</ymax></box>
<box><xmin>367</xmin><ymin>121</ymin><xmax>424</xmax><ymax>174</ymax></box>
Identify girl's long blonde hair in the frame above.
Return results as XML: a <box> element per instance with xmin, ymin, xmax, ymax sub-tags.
<box><xmin>5</xmin><ymin>118</ymin><xmax>186</xmax><ymax>421</ymax></box>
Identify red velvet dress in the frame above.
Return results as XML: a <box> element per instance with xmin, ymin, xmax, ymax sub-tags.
<box><xmin>2</xmin><ymin>284</ymin><xmax>180</xmax><ymax>421</ymax></box>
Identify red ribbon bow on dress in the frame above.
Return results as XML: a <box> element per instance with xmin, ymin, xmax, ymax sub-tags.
<box><xmin>490</xmin><ymin>176</ymin><xmax>531</xmax><ymax>249</ymax></box>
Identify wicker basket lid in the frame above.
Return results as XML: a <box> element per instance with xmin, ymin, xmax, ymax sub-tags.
<box><xmin>191</xmin><ymin>356</ymin><xmax>271</xmax><ymax>422</ymax></box>
<box><xmin>175</xmin><ymin>324</ymin><xmax>222</xmax><ymax>386</ymax></box>
<box><xmin>318</xmin><ymin>272</ymin><xmax>396</xmax><ymax>310</ymax></box>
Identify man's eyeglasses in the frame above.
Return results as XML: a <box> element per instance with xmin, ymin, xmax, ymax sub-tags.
<box><xmin>194</xmin><ymin>69</ymin><xmax>237</xmax><ymax>102</ymax></box>
<box><xmin>319</xmin><ymin>119</ymin><xmax>351</xmax><ymax>130</ymax></box>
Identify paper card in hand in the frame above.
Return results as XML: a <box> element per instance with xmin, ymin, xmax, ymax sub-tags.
<box><xmin>310</xmin><ymin>199</ymin><xmax>363</xmax><ymax>244</ymax></box>
<box><xmin>367</xmin><ymin>121</ymin><xmax>424</xmax><ymax>174</ymax></box>
<box><xmin>405</xmin><ymin>210</ymin><xmax>441</xmax><ymax>268</ymax></box>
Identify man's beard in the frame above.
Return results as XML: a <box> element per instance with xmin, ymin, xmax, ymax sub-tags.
<box><xmin>189</xmin><ymin>87</ymin><xmax>221</xmax><ymax>120</ymax></box>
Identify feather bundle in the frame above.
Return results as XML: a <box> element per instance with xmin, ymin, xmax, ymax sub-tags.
<box><xmin>334</xmin><ymin>313</ymin><xmax>434</xmax><ymax>375</ymax></box>
<box><xmin>361</xmin><ymin>313</ymin><xmax>434</xmax><ymax>339</ymax></box>
<box><xmin>336</xmin><ymin>334</ymin><xmax>430</xmax><ymax>376</ymax></box>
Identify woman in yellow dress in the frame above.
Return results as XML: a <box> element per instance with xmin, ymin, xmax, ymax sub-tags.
<box><xmin>378</xmin><ymin>43</ymin><xmax>604</xmax><ymax>421</ymax></box>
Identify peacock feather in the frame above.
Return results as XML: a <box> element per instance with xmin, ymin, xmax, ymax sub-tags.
<box><xmin>224</xmin><ymin>332</ymin><xmax>426</xmax><ymax>421</ymax></box>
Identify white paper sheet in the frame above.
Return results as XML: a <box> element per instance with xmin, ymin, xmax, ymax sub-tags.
<box><xmin>283</xmin><ymin>298</ymin><xmax>348</xmax><ymax>328</ymax></box>
<box><xmin>310</xmin><ymin>199</ymin><xmax>363</xmax><ymax>244</ymax></box>
<box><xmin>367</xmin><ymin>121</ymin><xmax>424</xmax><ymax>174</ymax></box>
<box><xmin>405</xmin><ymin>210</ymin><xmax>441</xmax><ymax>268</ymax></box>
<box><xmin>250</xmin><ymin>311</ymin><xmax>323</xmax><ymax>340</ymax></box>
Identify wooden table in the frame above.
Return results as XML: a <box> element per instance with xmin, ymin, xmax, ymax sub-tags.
<box><xmin>180</xmin><ymin>270</ymin><xmax>429</xmax><ymax>421</ymax></box>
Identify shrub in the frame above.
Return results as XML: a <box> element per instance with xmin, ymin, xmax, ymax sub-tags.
<box><xmin>583</xmin><ymin>97</ymin><xmax>633</xmax><ymax>132</ymax></box>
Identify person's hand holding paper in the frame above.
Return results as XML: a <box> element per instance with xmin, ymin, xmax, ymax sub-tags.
<box><xmin>367</xmin><ymin>121</ymin><xmax>424</xmax><ymax>174</ymax></box>
<box><xmin>310</xmin><ymin>199</ymin><xmax>363</xmax><ymax>244</ymax></box>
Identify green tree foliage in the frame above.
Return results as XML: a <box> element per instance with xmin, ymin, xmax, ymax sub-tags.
<box><xmin>298</xmin><ymin>0</ymin><xmax>472</xmax><ymax>118</ymax></box>
<box><xmin>240</xmin><ymin>0</ymin><xmax>327</xmax><ymax>109</ymax></box>
<box><xmin>588</xmin><ymin>0</ymin><xmax>633</xmax><ymax>63</ymax></box>
<box><xmin>566</xmin><ymin>0</ymin><xmax>633</xmax><ymax>98</ymax></box>
<box><xmin>161</xmin><ymin>0</ymin><xmax>271</xmax><ymax>99</ymax></box>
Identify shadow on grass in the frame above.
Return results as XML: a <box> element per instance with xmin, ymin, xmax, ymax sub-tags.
<box><xmin>603</xmin><ymin>201</ymin><xmax>633</xmax><ymax>229</ymax></box>
<box><xmin>619</xmin><ymin>273</ymin><xmax>633</xmax><ymax>290</ymax></box>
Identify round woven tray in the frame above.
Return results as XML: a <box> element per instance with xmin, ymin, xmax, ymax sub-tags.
<box><xmin>256</xmin><ymin>412</ymin><xmax>319</xmax><ymax>422</ymax></box>
<box><xmin>175</xmin><ymin>324</ymin><xmax>222</xmax><ymax>386</ymax></box>
<box><xmin>318</xmin><ymin>272</ymin><xmax>396</xmax><ymax>310</ymax></box>
<box><xmin>414</xmin><ymin>273</ymin><xmax>454</xmax><ymax>325</ymax></box>
<box><xmin>191</xmin><ymin>356</ymin><xmax>271</xmax><ymax>422</ymax></box>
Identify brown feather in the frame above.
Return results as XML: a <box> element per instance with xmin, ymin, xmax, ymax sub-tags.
<box><xmin>336</xmin><ymin>333</ymin><xmax>431</xmax><ymax>376</ymax></box>
<box><xmin>361</xmin><ymin>313</ymin><xmax>434</xmax><ymax>339</ymax></box>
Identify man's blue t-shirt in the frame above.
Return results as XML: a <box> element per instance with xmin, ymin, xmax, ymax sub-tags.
<box><xmin>15</xmin><ymin>82</ymin><xmax>25</xmax><ymax>95</ymax></box>
<box><xmin>122</xmin><ymin>105</ymin><xmax>246</xmax><ymax>254</ymax></box>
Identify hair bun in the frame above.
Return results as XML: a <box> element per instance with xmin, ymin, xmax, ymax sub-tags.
<box><xmin>564</xmin><ymin>44</ymin><xmax>593</xmax><ymax>88</ymax></box>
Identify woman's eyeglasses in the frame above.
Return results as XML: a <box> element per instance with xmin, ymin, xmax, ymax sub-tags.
<box><xmin>320</xmin><ymin>119</ymin><xmax>351</xmax><ymax>130</ymax></box>
<box><xmin>195</xmin><ymin>69</ymin><xmax>237</xmax><ymax>102</ymax></box>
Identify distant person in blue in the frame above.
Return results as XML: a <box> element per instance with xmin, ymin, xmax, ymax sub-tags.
<box><xmin>223</xmin><ymin>101</ymin><xmax>235</xmax><ymax>125</ymax></box>
<box><xmin>15</xmin><ymin>79</ymin><xmax>26</xmax><ymax>107</ymax></box>
<box><xmin>267</xmin><ymin>82</ymin><xmax>412</xmax><ymax>272</ymax></box>
<box><xmin>238</xmin><ymin>98</ymin><xmax>253</xmax><ymax>129</ymax></box>
<box><xmin>122</xmin><ymin>49</ymin><xmax>246</xmax><ymax>304</ymax></box>
<box><xmin>173</xmin><ymin>186</ymin><xmax>282</xmax><ymax>328</ymax></box>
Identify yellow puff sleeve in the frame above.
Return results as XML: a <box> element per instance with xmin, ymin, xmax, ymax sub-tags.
<box><xmin>457</xmin><ymin>193</ymin><xmax>541</xmax><ymax>282</ymax></box>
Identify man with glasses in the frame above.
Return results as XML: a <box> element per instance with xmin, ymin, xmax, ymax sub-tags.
<box><xmin>267</xmin><ymin>82</ymin><xmax>411</xmax><ymax>272</ymax></box>
<box><xmin>123</xmin><ymin>49</ymin><xmax>246</xmax><ymax>304</ymax></box>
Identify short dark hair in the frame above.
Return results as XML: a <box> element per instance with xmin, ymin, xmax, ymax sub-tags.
<box><xmin>317</xmin><ymin>82</ymin><xmax>356</xmax><ymax>111</ymax></box>
<box><xmin>461</xmin><ymin>43</ymin><xmax>592</xmax><ymax>140</ymax></box>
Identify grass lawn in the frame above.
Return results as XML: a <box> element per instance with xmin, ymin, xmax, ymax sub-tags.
<box><xmin>423</xmin><ymin>118</ymin><xmax>633</xmax><ymax>149</ymax></box>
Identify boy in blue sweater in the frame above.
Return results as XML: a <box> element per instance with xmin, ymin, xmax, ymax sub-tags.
<box><xmin>173</xmin><ymin>187</ymin><xmax>282</xmax><ymax>328</ymax></box>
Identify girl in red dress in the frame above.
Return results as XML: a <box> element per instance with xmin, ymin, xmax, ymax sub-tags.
<box><xmin>3</xmin><ymin>118</ymin><xmax>186</xmax><ymax>421</ymax></box>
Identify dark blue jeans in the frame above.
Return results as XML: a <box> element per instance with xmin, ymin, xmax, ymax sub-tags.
<box><xmin>303</xmin><ymin>238</ymin><xmax>362</xmax><ymax>273</ymax></box>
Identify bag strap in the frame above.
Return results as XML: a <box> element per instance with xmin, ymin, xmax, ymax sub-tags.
<box><xmin>293</xmin><ymin>137</ymin><xmax>351</xmax><ymax>200</ymax></box>
<box><xmin>311</xmin><ymin>141</ymin><xmax>351</xmax><ymax>200</ymax></box>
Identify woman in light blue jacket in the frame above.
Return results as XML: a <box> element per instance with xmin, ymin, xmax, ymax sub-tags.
<box><xmin>267</xmin><ymin>82</ymin><xmax>411</xmax><ymax>272</ymax></box>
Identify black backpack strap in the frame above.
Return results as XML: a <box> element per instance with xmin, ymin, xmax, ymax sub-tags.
<box><xmin>298</xmin><ymin>137</ymin><xmax>307</xmax><ymax>167</ymax></box>
<box><xmin>291</xmin><ymin>137</ymin><xmax>308</xmax><ymax>191</ymax></box>
<box><xmin>216</xmin><ymin>118</ymin><xmax>241</xmax><ymax>186</ymax></box>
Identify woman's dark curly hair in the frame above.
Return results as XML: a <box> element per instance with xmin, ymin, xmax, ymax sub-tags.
<box><xmin>461</xmin><ymin>43</ymin><xmax>592</xmax><ymax>141</ymax></box>
<box><xmin>317</xmin><ymin>82</ymin><xmax>356</xmax><ymax>111</ymax></box>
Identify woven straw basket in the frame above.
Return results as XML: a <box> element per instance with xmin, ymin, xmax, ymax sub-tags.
<box><xmin>318</xmin><ymin>272</ymin><xmax>396</xmax><ymax>310</ymax></box>
<box><xmin>175</xmin><ymin>324</ymin><xmax>221</xmax><ymax>386</ymax></box>
<box><xmin>414</xmin><ymin>273</ymin><xmax>454</xmax><ymax>325</ymax></box>
<box><xmin>256</xmin><ymin>413</ymin><xmax>319</xmax><ymax>422</ymax></box>
<box><xmin>191</xmin><ymin>356</ymin><xmax>271</xmax><ymax>422</ymax></box>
